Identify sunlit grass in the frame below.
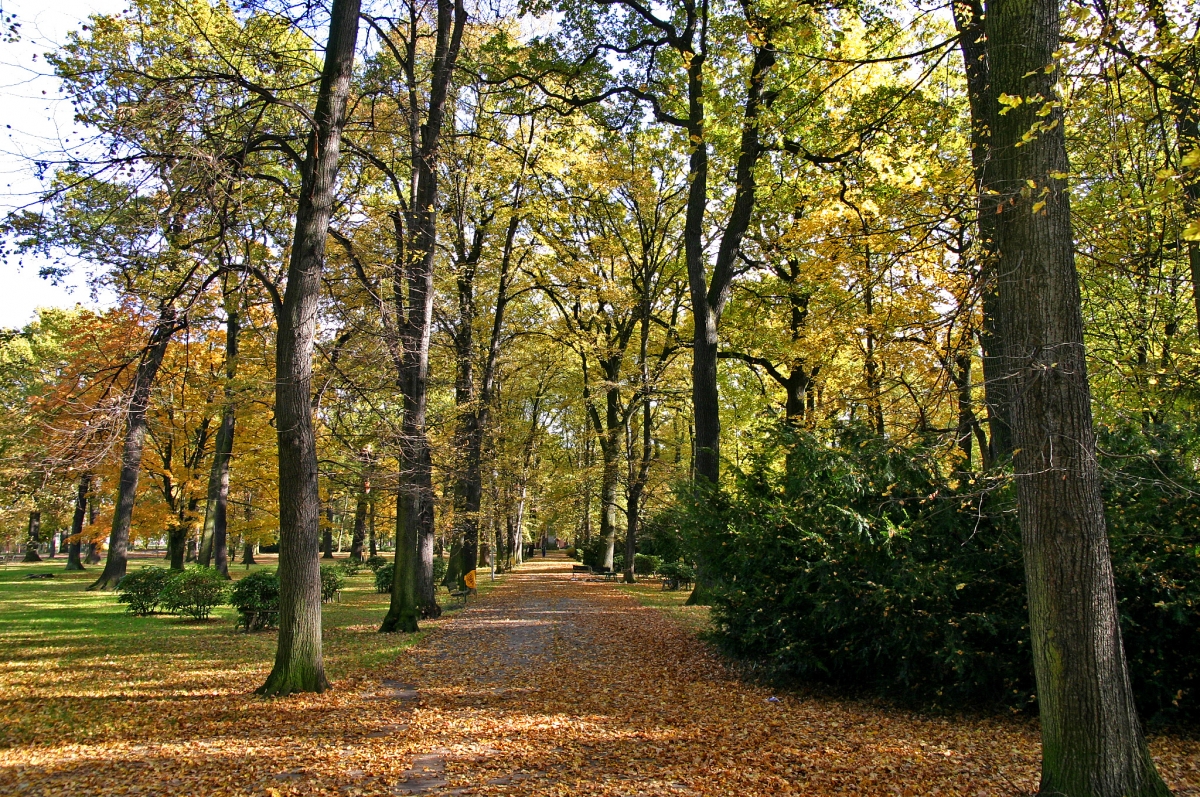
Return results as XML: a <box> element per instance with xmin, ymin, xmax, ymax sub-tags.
<box><xmin>613</xmin><ymin>576</ymin><xmax>712</xmax><ymax>635</ymax></box>
<box><xmin>0</xmin><ymin>554</ymin><xmax>443</xmax><ymax>747</ymax></box>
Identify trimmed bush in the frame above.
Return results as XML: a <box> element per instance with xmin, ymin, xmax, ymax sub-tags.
<box><xmin>116</xmin><ymin>567</ymin><xmax>172</xmax><ymax>615</ymax></box>
<box><xmin>432</xmin><ymin>555</ymin><xmax>447</xmax><ymax>585</ymax></box>
<box><xmin>229</xmin><ymin>570</ymin><xmax>280</xmax><ymax>631</ymax></box>
<box><xmin>634</xmin><ymin>553</ymin><xmax>661</xmax><ymax>575</ymax></box>
<box><xmin>339</xmin><ymin>559</ymin><xmax>363</xmax><ymax>577</ymax></box>
<box><xmin>320</xmin><ymin>565</ymin><xmax>345</xmax><ymax>603</ymax></box>
<box><xmin>160</xmin><ymin>566</ymin><xmax>228</xmax><ymax>620</ymax></box>
<box><xmin>364</xmin><ymin>555</ymin><xmax>388</xmax><ymax>573</ymax></box>
<box><xmin>375</xmin><ymin>562</ymin><xmax>394</xmax><ymax>594</ymax></box>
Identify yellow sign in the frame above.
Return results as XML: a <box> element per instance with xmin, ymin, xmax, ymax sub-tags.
<box><xmin>463</xmin><ymin>570</ymin><xmax>477</xmax><ymax>590</ymax></box>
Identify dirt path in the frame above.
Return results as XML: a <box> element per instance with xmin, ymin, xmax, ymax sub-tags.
<box><xmin>5</xmin><ymin>554</ymin><xmax>1199</xmax><ymax>796</ymax></box>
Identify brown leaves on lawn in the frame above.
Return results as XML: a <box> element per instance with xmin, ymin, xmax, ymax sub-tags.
<box><xmin>2</xmin><ymin>555</ymin><xmax>1200</xmax><ymax>795</ymax></box>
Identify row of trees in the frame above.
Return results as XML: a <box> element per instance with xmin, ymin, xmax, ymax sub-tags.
<box><xmin>2</xmin><ymin>0</ymin><xmax>1197</xmax><ymax>792</ymax></box>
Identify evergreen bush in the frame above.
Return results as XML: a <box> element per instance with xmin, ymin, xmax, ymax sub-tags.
<box><xmin>115</xmin><ymin>567</ymin><xmax>172</xmax><ymax>615</ymax></box>
<box><xmin>319</xmin><ymin>564</ymin><xmax>345</xmax><ymax>603</ymax></box>
<box><xmin>159</xmin><ymin>566</ymin><xmax>228</xmax><ymax>620</ymax></box>
<box><xmin>634</xmin><ymin>553</ymin><xmax>661</xmax><ymax>575</ymax></box>
<box><xmin>365</xmin><ymin>555</ymin><xmax>388</xmax><ymax>573</ymax></box>
<box><xmin>375</xmin><ymin>562</ymin><xmax>394</xmax><ymax>593</ymax></box>
<box><xmin>229</xmin><ymin>570</ymin><xmax>280</xmax><ymax>631</ymax></box>
<box><xmin>693</xmin><ymin>423</ymin><xmax>1200</xmax><ymax>724</ymax></box>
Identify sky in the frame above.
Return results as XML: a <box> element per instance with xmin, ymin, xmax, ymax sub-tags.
<box><xmin>0</xmin><ymin>0</ymin><xmax>125</xmax><ymax>329</ymax></box>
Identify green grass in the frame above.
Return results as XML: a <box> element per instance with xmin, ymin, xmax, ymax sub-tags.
<box><xmin>0</xmin><ymin>553</ymin><xmax>453</xmax><ymax>747</ymax></box>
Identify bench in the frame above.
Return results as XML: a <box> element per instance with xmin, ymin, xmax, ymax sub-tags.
<box><xmin>236</xmin><ymin>609</ymin><xmax>279</xmax><ymax>633</ymax></box>
<box><xmin>602</xmin><ymin>570</ymin><xmax>620</xmax><ymax>582</ymax></box>
<box><xmin>571</xmin><ymin>564</ymin><xmax>591</xmax><ymax>580</ymax></box>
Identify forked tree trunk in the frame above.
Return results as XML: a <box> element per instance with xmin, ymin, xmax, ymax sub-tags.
<box><xmin>89</xmin><ymin>305</ymin><xmax>177</xmax><ymax>590</ymax></box>
<box><xmin>385</xmin><ymin>0</ymin><xmax>467</xmax><ymax>627</ymax></box>
<box><xmin>65</xmin><ymin>473</ymin><xmax>89</xmax><ymax>571</ymax></box>
<box><xmin>23</xmin><ymin>511</ymin><xmax>42</xmax><ymax>562</ymax></box>
<box><xmin>986</xmin><ymin>0</ymin><xmax>1169</xmax><ymax>792</ymax></box>
<box><xmin>199</xmin><ymin>292</ymin><xmax>239</xmax><ymax>578</ymax></box>
<box><xmin>258</xmin><ymin>0</ymin><xmax>360</xmax><ymax>697</ymax></box>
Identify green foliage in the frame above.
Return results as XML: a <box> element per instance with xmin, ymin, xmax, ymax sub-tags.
<box><xmin>432</xmin><ymin>555</ymin><xmax>447</xmax><ymax>585</ymax></box>
<box><xmin>115</xmin><ymin>567</ymin><xmax>171</xmax><ymax>615</ymax></box>
<box><xmin>338</xmin><ymin>559</ymin><xmax>362</xmax><ymax>577</ymax></box>
<box><xmin>695</xmin><ymin>425</ymin><xmax>1200</xmax><ymax>723</ymax></box>
<box><xmin>319</xmin><ymin>565</ymin><xmax>345</xmax><ymax>603</ymax></box>
<box><xmin>633</xmin><ymin>553</ymin><xmax>662</xmax><ymax>575</ymax></box>
<box><xmin>159</xmin><ymin>566</ymin><xmax>228</xmax><ymax>620</ymax></box>
<box><xmin>565</xmin><ymin>546</ymin><xmax>579</xmax><ymax>560</ymax></box>
<box><xmin>375</xmin><ymin>562</ymin><xmax>394</xmax><ymax>594</ymax></box>
<box><xmin>655</xmin><ymin>560</ymin><xmax>695</xmax><ymax>587</ymax></box>
<box><xmin>228</xmin><ymin>570</ymin><xmax>279</xmax><ymax>631</ymax></box>
<box><xmin>364</xmin><ymin>555</ymin><xmax>388</xmax><ymax>573</ymax></box>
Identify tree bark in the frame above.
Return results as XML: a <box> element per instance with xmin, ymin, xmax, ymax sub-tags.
<box><xmin>986</xmin><ymin>0</ymin><xmax>1170</xmax><ymax>792</ymax></box>
<box><xmin>350</xmin><ymin>460</ymin><xmax>369</xmax><ymax>562</ymax></box>
<box><xmin>65</xmin><ymin>473</ymin><xmax>89</xmax><ymax>571</ymax></box>
<box><xmin>199</xmin><ymin>290</ymin><xmax>240</xmax><ymax>578</ymax></box>
<box><xmin>89</xmin><ymin>305</ymin><xmax>177</xmax><ymax>590</ymax></box>
<box><xmin>953</xmin><ymin>0</ymin><xmax>1013</xmax><ymax>462</ymax></box>
<box><xmin>258</xmin><ymin>0</ymin><xmax>360</xmax><ymax>697</ymax></box>
<box><xmin>381</xmin><ymin>486</ymin><xmax>419</xmax><ymax>632</ymax></box>
<box><xmin>23</xmin><ymin>511</ymin><xmax>42</xmax><ymax>562</ymax></box>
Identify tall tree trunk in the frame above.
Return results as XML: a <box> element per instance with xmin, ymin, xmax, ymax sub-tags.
<box><xmin>368</xmin><ymin>497</ymin><xmax>377</xmax><ymax>557</ymax></box>
<box><xmin>65</xmin><ymin>473</ymin><xmax>89</xmax><ymax>571</ymax></box>
<box><xmin>953</xmin><ymin>0</ymin><xmax>1012</xmax><ymax>462</ymax></box>
<box><xmin>986</xmin><ymin>0</ymin><xmax>1169</xmax><ymax>792</ymax></box>
<box><xmin>23</xmin><ymin>511</ymin><xmax>42</xmax><ymax>562</ymax></box>
<box><xmin>258</xmin><ymin>0</ymin><xmax>360</xmax><ymax>697</ymax></box>
<box><xmin>199</xmin><ymin>291</ymin><xmax>240</xmax><ymax>578</ymax></box>
<box><xmin>350</xmin><ymin>460</ymin><xmax>369</xmax><ymax>562</ymax></box>
<box><xmin>390</xmin><ymin>0</ymin><xmax>466</xmax><ymax>624</ymax></box>
<box><xmin>168</xmin><ymin>520</ymin><xmax>186</xmax><ymax>570</ymax></box>
<box><xmin>322</xmin><ymin>504</ymin><xmax>335</xmax><ymax>559</ymax></box>
<box><xmin>85</xmin><ymin>494</ymin><xmax>100</xmax><ymax>564</ymax></box>
<box><xmin>89</xmin><ymin>305</ymin><xmax>177</xmax><ymax>590</ymax></box>
<box><xmin>381</xmin><ymin>486</ymin><xmax>419</xmax><ymax>632</ymax></box>
<box><xmin>598</xmin><ymin>387</ymin><xmax>621</xmax><ymax>572</ymax></box>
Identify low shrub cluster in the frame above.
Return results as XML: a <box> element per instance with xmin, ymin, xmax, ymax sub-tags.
<box><xmin>633</xmin><ymin>553</ymin><xmax>661</xmax><ymax>575</ymax></box>
<box><xmin>691</xmin><ymin>424</ymin><xmax>1200</xmax><ymax>725</ymax></box>
<box><xmin>364</xmin><ymin>555</ymin><xmax>389</xmax><ymax>573</ymax></box>
<box><xmin>118</xmin><ymin>566</ymin><xmax>229</xmax><ymax>620</ymax></box>
<box><xmin>319</xmin><ymin>565</ymin><xmax>345</xmax><ymax>603</ymax></box>
<box><xmin>115</xmin><ymin>568</ymin><xmax>172</xmax><ymax>615</ymax></box>
<box><xmin>375</xmin><ymin>562</ymin><xmax>394</xmax><ymax>594</ymax></box>
<box><xmin>229</xmin><ymin>570</ymin><xmax>280</xmax><ymax>631</ymax></box>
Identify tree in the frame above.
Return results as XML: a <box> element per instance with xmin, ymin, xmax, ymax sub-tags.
<box><xmin>258</xmin><ymin>0</ymin><xmax>361</xmax><ymax>697</ymax></box>
<box><xmin>986</xmin><ymin>0</ymin><xmax>1170</xmax><ymax>791</ymax></box>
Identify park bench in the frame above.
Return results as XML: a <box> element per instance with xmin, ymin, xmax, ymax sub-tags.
<box><xmin>571</xmin><ymin>564</ymin><xmax>591</xmax><ymax>580</ymax></box>
<box><xmin>661</xmin><ymin>574</ymin><xmax>694</xmax><ymax>591</ymax></box>
<box><xmin>236</xmin><ymin>609</ymin><xmax>279</xmax><ymax>633</ymax></box>
<box><xmin>0</xmin><ymin>552</ymin><xmax>19</xmax><ymax>568</ymax></box>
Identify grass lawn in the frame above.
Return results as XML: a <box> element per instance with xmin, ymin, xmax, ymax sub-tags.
<box><xmin>0</xmin><ymin>552</ymin><xmax>466</xmax><ymax>749</ymax></box>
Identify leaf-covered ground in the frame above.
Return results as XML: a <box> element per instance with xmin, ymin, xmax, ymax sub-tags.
<box><xmin>2</xmin><ymin>553</ymin><xmax>1199</xmax><ymax>795</ymax></box>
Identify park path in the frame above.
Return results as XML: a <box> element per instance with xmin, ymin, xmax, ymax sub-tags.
<box><xmin>372</xmin><ymin>553</ymin><xmax>1047</xmax><ymax>796</ymax></box>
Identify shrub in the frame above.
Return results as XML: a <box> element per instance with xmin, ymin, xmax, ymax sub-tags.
<box><xmin>320</xmin><ymin>565</ymin><xmax>345</xmax><ymax>603</ymax></box>
<box><xmin>656</xmin><ymin>560</ymin><xmax>695</xmax><ymax>587</ymax></box>
<box><xmin>339</xmin><ymin>559</ymin><xmax>363</xmax><ymax>577</ymax></box>
<box><xmin>229</xmin><ymin>570</ymin><xmax>280</xmax><ymax>631</ymax></box>
<box><xmin>116</xmin><ymin>567</ymin><xmax>172</xmax><ymax>615</ymax></box>
<box><xmin>432</xmin><ymin>555</ymin><xmax>447</xmax><ymax>585</ymax></box>
<box><xmin>365</xmin><ymin>555</ymin><xmax>388</xmax><ymax>573</ymax></box>
<box><xmin>634</xmin><ymin>553</ymin><xmax>662</xmax><ymax>575</ymax></box>
<box><xmin>375</xmin><ymin>562</ymin><xmax>394</xmax><ymax>594</ymax></box>
<box><xmin>565</xmin><ymin>546</ymin><xmax>579</xmax><ymax>561</ymax></box>
<box><xmin>694</xmin><ymin>423</ymin><xmax>1200</xmax><ymax>724</ymax></box>
<box><xmin>160</xmin><ymin>566</ymin><xmax>229</xmax><ymax>620</ymax></box>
